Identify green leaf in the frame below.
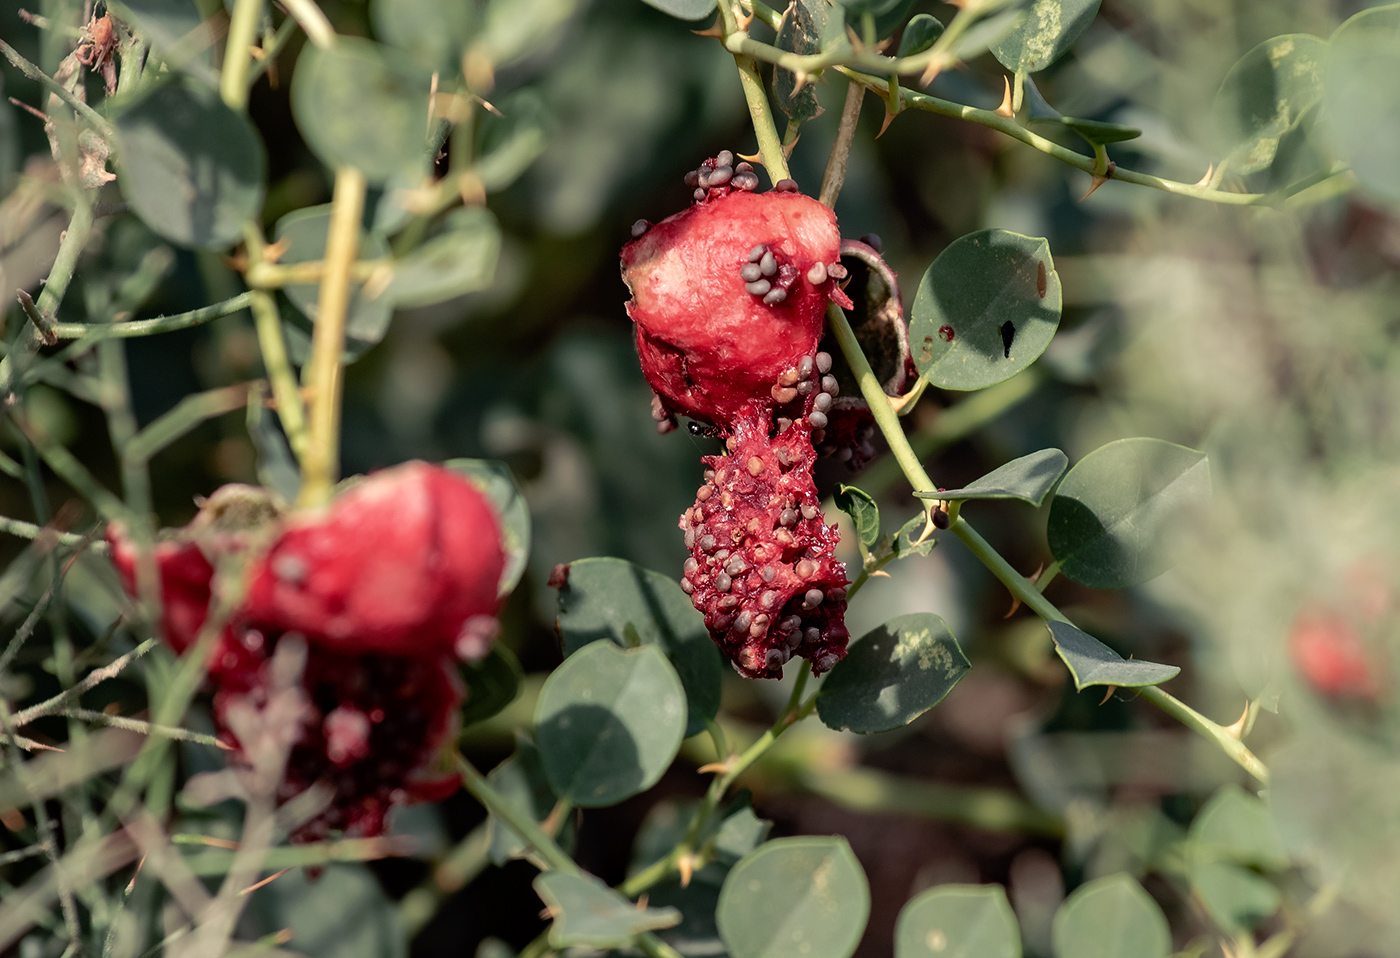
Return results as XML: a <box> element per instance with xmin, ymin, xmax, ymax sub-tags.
<box><xmin>245</xmin><ymin>389</ymin><xmax>300</xmax><ymax>504</ymax></box>
<box><xmin>1186</xmin><ymin>786</ymin><xmax>1286</xmax><ymax>933</ymax></box>
<box><xmin>372</xmin><ymin>0</ymin><xmax>477</xmax><ymax>72</ymax></box>
<box><xmin>535</xmin><ymin>872</ymin><xmax>681</xmax><ymax>948</ymax></box>
<box><xmin>834</xmin><ymin>484</ymin><xmax>880</xmax><ymax>552</ymax></box>
<box><xmin>840</xmin><ymin>0</ymin><xmax>919</xmax><ymax>41</ymax></box>
<box><xmin>991</xmin><ymin>0</ymin><xmax>1101</xmax><ymax>74</ymax></box>
<box><xmin>916</xmin><ymin>449</ymin><xmax>1068</xmax><ymax>506</ymax></box>
<box><xmin>115</xmin><ymin>0</ymin><xmax>218</xmax><ymax>84</ymax></box>
<box><xmin>1047</xmin><ymin>438</ymin><xmax>1211</xmax><ymax>589</ymax></box>
<box><xmin>1324</xmin><ymin>5</ymin><xmax>1400</xmax><ymax>207</ymax></box>
<box><xmin>1051</xmin><ymin>874</ymin><xmax>1169</xmax><ymax>958</ymax></box>
<box><xmin>1213</xmin><ymin>34</ymin><xmax>1327</xmax><ymax>176</ymax></box>
<box><xmin>485</xmin><ymin>739</ymin><xmax>561</xmax><ymax>866</ymax></box>
<box><xmin>910</xmin><ymin>230</ymin><xmax>1062</xmax><ymax>392</ymax></box>
<box><xmin>443</xmin><ymin>458</ymin><xmax>530</xmax><ymax>597</ymax></box>
<box><xmin>243</xmin><ymin>864</ymin><xmax>407</xmax><ymax>958</ymax></box>
<box><xmin>897</xmin><ymin>14</ymin><xmax>945</xmax><ymax>57</ymax></box>
<box><xmin>717</xmin><ymin>837</ymin><xmax>870</xmax><ymax>958</ymax></box>
<box><xmin>555</xmin><ymin>557</ymin><xmax>721</xmax><ymax>737</ymax></box>
<box><xmin>291</xmin><ymin>38</ymin><xmax>431</xmax><ymax>184</ymax></box>
<box><xmin>713</xmin><ymin>801</ymin><xmax>773</xmax><ymax>863</ymax></box>
<box><xmin>534</xmin><ymin>641</ymin><xmax>688</xmax><ymax>807</ymax></box>
<box><xmin>894</xmin><ymin>884</ymin><xmax>1021</xmax><ymax>958</ymax></box>
<box><xmin>774</xmin><ymin>0</ymin><xmax>828</xmax><ymax>123</ymax></box>
<box><xmin>479</xmin><ymin>0</ymin><xmax>579</xmax><ymax>63</ymax></box>
<box><xmin>817</xmin><ymin>613</ymin><xmax>970</xmax><ymax>733</ymax></box>
<box><xmin>272</xmin><ymin>205</ymin><xmax>393</xmax><ymax>347</ymax></box>
<box><xmin>476</xmin><ymin>91</ymin><xmax>550</xmax><ymax>193</ymax></box>
<box><xmin>1046</xmin><ymin>621</ymin><xmax>1179</xmax><ymax>690</ymax></box>
<box><xmin>1058</xmin><ymin>117</ymin><xmax>1142</xmax><ymax>146</ymax></box>
<box><xmin>385</xmin><ymin>208</ymin><xmax>502</xmax><ymax>308</ymax></box>
<box><xmin>114</xmin><ymin>78</ymin><xmax>265</xmax><ymax>250</ymax></box>
<box><xmin>893</xmin><ymin>514</ymin><xmax>939</xmax><ymax>558</ymax></box>
<box><xmin>459</xmin><ymin>643</ymin><xmax>523</xmax><ymax>727</ymax></box>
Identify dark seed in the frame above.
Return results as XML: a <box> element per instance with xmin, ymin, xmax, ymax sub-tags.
<box><xmin>815</xmin><ymin>652</ymin><xmax>839</xmax><ymax>672</ymax></box>
<box><xmin>700</xmin><ymin>534</ymin><xmax>717</xmax><ymax>551</ymax></box>
<box><xmin>681</xmin><ymin>578</ymin><xmax>694</xmax><ymax>594</ymax></box>
<box><xmin>759</xmin><ymin>251</ymin><xmax>777</xmax><ymax>276</ymax></box>
<box><xmin>811</xmin><ymin>427</ymin><xmax>825</xmax><ymax>443</ymax></box>
<box><xmin>716</xmin><ymin>149</ymin><xmax>734</xmax><ymax>167</ymax></box>
<box><xmin>631</xmin><ymin>219</ymin><xmax>650</xmax><ymax>238</ymax></box>
<box><xmin>798</xmin><ymin>356</ymin><xmax>814</xmax><ymax>379</ymax></box>
<box><xmin>795</xmin><ymin>559</ymin><xmax>817</xmax><ymax>578</ymax></box>
<box><xmin>808</xmin><ymin>410</ymin><xmax>828</xmax><ymax>429</ymax></box>
<box><xmin>725</xmin><ymin>555</ymin><xmax>746</xmax><ymax>575</ymax></box>
<box><xmin>775</xmin><ymin>178</ymin><xmax>799</xmax><ymax>192</ymax></box>
<box><xmin>746</xmin><ymin>279</ymin><xmax>772</xmax><ymax>296</ymax></box>
<box><xmin>861</xmin><ymin>233</ymin><xmax>883</xmax><ymax>253</ymax></box>
<box><xmin>800</xmin><ymin>504</ymin><xmax>819</xmax><ymax>520</ymax></box>
<box><xmin>815</xmin><ymin>351</ymin><xmax>833</xmax><ymax>374</ymax></box>
<box><xmin>740</xmin><ymin>263</ymin><xmax>763</xmax><ymax>282</ymax></box>
<box><xmin>736</xmin><ymin>161</ymin><xmax>753</xmax><ymax>173</ymax></box>
<box><xmin>709</xmin><ymin>165</ymin><xmax>733</xmax><ymax>187</ymax></box>
<box><xmin>765</xmin><ymin>648</ymin><xmax>787</xmax><ymax>669</ymax></box>
<box><xmin>684</xmin><ymin>170</ymin><xmax>700</xmax><ymax>187</ymax></box>
<box><xmin>827</xmin><ymin>587</ymin><xmax>847</xmax><ymax>601</ymax></box>
<box><xmin>734</xmin><ymin>172</ymin><xmax>759</xmax><ymax>191</ymax></box>
<box><xmin>837</xmin><ymin>446</ymin><xmax>854</xmax><ymax>462</ymax></box>
<box><xmin>933</xmin><ymin>509</ymin><xmax>950</xmax><ymax>530</ymax></box>
<box><xmin>781</xmin><ymin>615</ymin><xmax>803</xmax><ymax>632</ymax></box>
<box><xmin>796</xmin><ymin>380</ymin><xmax>815</xmax><ymax>397</ymax></box>
<box><xmin>813</xmin><ymin>392</ymin><xmax>832</xmax><ymax>412</ymax></box>
<box><xmin>748</xmin><ymin>245</ymin><xmax>767</xmax><ymax>263</ymax></box>
<box><xmin>803</xmin><ymin>589</ymin><xmax>824</xmax><ymax>609</ymax></box>
<box><xmin>693</xmin><ymin>188</ymin><xmax>706</xmax><ymax>202</ymax></box>
<box><xmin>735</xmin><ymin>611</ymin><xmax>753</xmax><ymax>633</ymax></box>
<box><xmin>763</xmin><ymin>288</ymin><xmax>787</xmax><ymax>305</ymax></box>
<box><xmin>804</xmin><ymin>627</ymin><xmax>821</xmax><ymax>645</ymax></box>
<box><xmin>780</xmin><ymin>508</ymin><xmax>798</xmax><ymax>527</ymax></box>
<box><xmin>684</xmin><ymin>557</ymin><xmax>699</xmax><ymax>575</ymax></box>
<box><xmin>821</xmin><ymin>375</ymin><xmax>839</xmax><ymax>395</ymax></box>
<box><xmin>715</xmin><ymin>572</ymin><xmax>732</xmax><ymax>592</ymax></box>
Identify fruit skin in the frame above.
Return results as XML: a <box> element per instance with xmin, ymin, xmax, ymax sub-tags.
<box><xmin>106</xmin><ymin>460</ymin><xmax>506</xmax><ymax>837</ymax></box>
<box><xmin>623</xmin><ymin>188</ymin><xmax>843</xmax><ymax>426</ymax></box>
<box><xmin>242</xmin><ymin>461</ymin><xmax>506</xmax><ymax>659</ymax></box>
<box><xmin>1289</xmin><ymin>611</ymin><xmax>1382</xmax><ymax>701</ymax></box>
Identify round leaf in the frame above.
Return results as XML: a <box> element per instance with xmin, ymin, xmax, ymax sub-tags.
<box><xmin>910</xmin><ymin>230</ymin><xmax>1062</xmax><ymax>392</ymax></box>
<box><xmin>534</xmin><ymin>641</ymin><xmax>687</xmax><ymax>807</ymax></box>
<box><xmin>115</xmin><ymin>78</ymin><xmax>265</xmax><ymax>249</ymax></box>
<box><xmin>1047</xmin><ymin>438</ymin><xmax>1211</xmax><ymax>589</ymax></box>
<box><xmin>1186</xmin><ymin>785</ymin><xmax>1287</xmax><ymax>933</ymax></box>
<box><xmin>897</xmin><ymin>13</ymin><xmax>945</xmax><ymax>58</ymax></box>
<box><xmin>444</xmin><ymin>458</ymin><xmax>530</xmax><ymax>597</ymax></box>
<box><xmin>894</xmin><ymin>884</ymin><xmax>1021</xmax><ymax>958</ymax></box>
<box><xmin>817</xmin><ymin>613</ymin><xmax>970</xmax><ymax>733</ymax></box>
<box><xmin>554</xmin><ymin>557</ymin><xmax>721</xmax><ymax>737</ymax></box>
<box><xmin>918</xmin><ymin>449</ymin><xmax>1068</xmax><ymax>507</ymax></box>
<box><xmin>272</xmin><ymin>205</ymin><xmax>393</xmax><ymax>346</ymax></box>
<box><xmin>1324</xmin><ymin>6</ymin><xmax>1400</xmax><ymax>206</ymax></box>
<box><xmin>291</xmin><ymin>38</ymin><xmax>431</xmax><ymax>183</ymax></box>
<box><xmin>1051</xmin><ymin>874</ymin><xmax>1169</xmax><ymax>958</ymax></box>
<box><xmin>1214</xmin><ymin>34</ymin><xmax>1326</xmax><ymax>175</ymax></box>
<box><xmin>385</xmin><ymin>208</ymin><xmax>502</xmax><ymax>309</ymax></box>
<box><xmin>717</xmin><ymin>837</ymin><xmax>870</xmax><ymax>958</ymax></box>
<box><xmin>991</xmin><ymin>0</ymin><xmax>1101</xmax><ymax>74</ymax></box>
<box><xmin>372</xmin><ymin>0</ymin><xmax>477</xmax><ymax>71</ymax></box>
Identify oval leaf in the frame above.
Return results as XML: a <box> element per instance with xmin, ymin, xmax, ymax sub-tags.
<box><xmin>717</xmin><ymin>837</ymin><xmax>870</xmax><ymax>958</ymax></box>
<box><xmin>917</xmin><ymin>449</ymin><xmax>1068</xmax><ymax>506</ymax></box>
<box><xmin>1047</xmin><ymin>621</ymin><xmax>1179</xmax><ymax>690</ymax></box>
<box><xmin>1214</xmin><ymin>33</ymin><xmax>1326</xmax><ymax>176</ymax></box>
<box><xmin>1186</xmin><ymin>785</ymin><xmax>1287</xmax><ymax>933</ymax></box>
<box><xmin>1051</xmin><ymin>874</ymin><xmax>1169</xmax><ymax>958</ymax></box>
<box><xmin>534</xmin><ymin>641</ymin><xmax>687</xmax><ymax>807</ymax></box>
<box><xmin>897</xmin><ymin>13</ymin><xmax>945</xmax><ymax>58</ymax></box>
<box><xmin>910</xmin><ymin>230</ymin><xmax>1062</xmax><ymax>392</ymax></box>
<box><xmin>371</xmin><ymin>0</ymin><xmax>477</xmax><ymax>72</ymax></box>
<box><xmin>535</xmin><ymin>873</ymin><xmax>681</xmax><ymax>948</ymax></box>
<box><xmin>385</xmin><ymin>208</ymin><xmax>502</xmax><ymax>309</ymax></box>
<box><xmin>1047</xmin><ymin>438</ymin><xmax>1210</xmax><ymax>589</ymax></box>
<box><xmin>291</xmin><ymin>38</ymin><xmax>431</xmax><ymax>183</ymax></box>
<box><xmin>894</xmin><ymin>884</ymin><xmax>1021</xmax><ymax>958</ymax></box>
<box><xmin>444</xmin><ymin>458</ymin><xmax>530</xmax><ymax>597</ymax></box>
<box><xmin>1324</xmin><ymin>6</ymin><xmax>1400</xmax><ymax>206</ymax></box>
<box><xmin>115</xmin><ymin>78</ymin><xmax>265</xmax><ymax>250</ymax></box>
<box><xmin>991</xmin><ymin>0</ymin><xmax>1101</xmax><ymax>74</ymax></box>
<box><xmin>554</xmin><ymin>557</ymin><xmax>721</xmax><ymax>737</ymax></box>
<box><xmin>273</xmin><ymin>205</ymin><xmax>393</xmax><ymax>346</ymax></box>
<box><xmin>817</xmin><ymin>613</ymin><xmax>970</xmax><ymax>733</ymax></box>
<box><xmin>834</xmin><ymin>484</ymin><xmax>880</xmax><ymax>552</ymax></box>
<box><xmin>1058</xmin><ymin>116</ymin><xmax>1142</xmax><ymax>146</ymax></box>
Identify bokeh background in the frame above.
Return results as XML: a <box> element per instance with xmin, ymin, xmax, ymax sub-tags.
<box><xmin>2</xmin><ymin>0</ymin><xmax>1399</xmax><ymax>954</ymax></box>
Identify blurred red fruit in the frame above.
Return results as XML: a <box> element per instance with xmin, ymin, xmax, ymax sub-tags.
<box><xmin>1289</xmin><ymin>611</ymin><xmax>1381</xmax><ymax>700</ymax></box>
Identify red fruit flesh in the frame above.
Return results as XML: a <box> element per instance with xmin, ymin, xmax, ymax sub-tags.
<box><xmin>623</xmin><ymin>158</ymin><xmax>854</xmax><ymax>677</ymax></box>
<box><xmin>242</xmin><ymin>462</ymin><xmax>506</xmax><ymax>658</ymax></box>
<box><xmin>1289</xmin><ymin>612</ymin><xmax>1381</xmax><ymax>700</ymax></box>
<box><xmin>624</xmin><ymin>189</ymin><xmax>841</xmax><ymax>425</ymax></box>
<box><xmin>107</xmin><ymin>532</ymin><xmax>217</xmax><ymax>656</ymax></box>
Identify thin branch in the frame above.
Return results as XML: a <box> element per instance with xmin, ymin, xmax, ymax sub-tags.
<box><xmin>47</xmin><ymin>291</ymin><xmax>255</xmax><ymax>342</ymax></box>
<box><xmin>58</xmin><ymin>709</ymin><xmax>230</xmax><ymax>750</ymax></box>
<box><xmin>0</xmin><ymin>38</ymin><xmax>116</xmax><ymax>138</ymax></box>
<box><xmin>819</xmin><ymin>79</ymin><xmax>865</xmax><ymax>207</ymax></box>
<box><xmin>11</xmin><ymin>638</ymin><xmax>159</xmax><ymax>727</ymax></box>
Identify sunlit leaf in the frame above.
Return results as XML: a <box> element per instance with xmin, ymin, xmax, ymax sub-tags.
<box><xmin>1046</xmin><ymin>621</ymin><xmax>1179</xmax><ymax>690</ymax></box>
<box><xmin>916</xmin><ymin>449</ymin><xmax>1067</xmax><ymax>506</ymax></box>
<box><xmin>1215</xmin><ymin>34</ymin><xmax>1326</xmax><ymax>176</ymax></box>
<box><xmin>1324</xmin><ymin>5</ymin><xmax>1400</xmax><ymax>206</ymax></box>
<box><xmin>991</xmin><ymin>0</ymin><xmax>1100</xmax><ymax>74</ymax></box>
<box><xmin>535</xmin><ymin>872</ymin><xmax>680</xmax><ymax>948</ymax></box>
<box><xmin>894</xmin><ymin>884</ymin><xmax>1021</xmax><ymax>958</ymax></box>
<box><xmin>1051</xmin><ymin>874</ymin><xmax>1169</xmax><ymax>958</ymax></box>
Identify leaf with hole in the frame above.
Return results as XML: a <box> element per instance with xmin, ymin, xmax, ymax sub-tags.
<box><xmin>291</xmin><ymin>38</ymin><xmax>431</xmax><ymax>184</ymax></box>
<box><xmin>893</xmin><ymin>514</ymin><xmax>938</xmax><ymax>558</ymax></box>
<box><xmin>385</xmin><ymin>208</ymin><xmax>502</xmax><ymax>309</ymax></box>
<box><xmin>834</xmin><ymin>484</ymin><xmax>880</xmax><ymax>552</ymax></box>
<box><xmin>115</xmin><ymin>78</ymin><xmax>265</xmax><ymax>250</ymax></box>
<box><xmin>991</xmin><ymin>0</ymin><xmax>1101</xmax><ymax>74</ymax></box>
<box><xmin>1047</xmin><ymin>438</ymin><xmax>1210</xmax><ymax>589</ymax></box>
<box><xmin>555</xmin><ymin>557</ymin><xmax>720</xmax><ymax>737</ymax></box>
<box><xmin>534</xmin><ymin>641</ymin><xmax>687</xmax><ymax>807</ymax></box>
<box><xmin>1046</xmin><ymin>621</ymin><xmax>1178</xmax><ymax>691</ymax></box>
<box><xmin>894</xmin><ymin>884</ymin><xmax>1021</xmax><ymax>958</ymax></box>
<box><xmin>1051</xmin><ymin>874</ymin><xmax>1169</xmax><ymax>958</ymax></box>
<box><xmin>272</xmin><ymin>205</ymin><xmax>393</xmax><ymax>347</ymax></box>
<box><xmin>818</xmin><ymin>613</ymin><xmax>969</xmax><ymax>733</ymax></box>
<box><xmin>1214</xmin><ymin>34</ymin><xmax>1326</xmax><ymax>176</ymax></box>
<box><xmin>717</xmin><ymin>837</ymin><xmax>870</xmax><ymax>958</ymax></box>
<box><xmin>916</xmin><ymin>449</ymin><xmax>1067</xmax><ymax>507</ymax></box>
<box><xmin>535</xmin><ymin>872</ymin><xmax>680</xmax><ymax>948</ymax></box>
<box><xmin>910</xmin><ymin>230</ymin><xmax>1062</xmax><ymax>391</ymax></box>
<box><xmin>1324</xmin><ymin>6</ymin><xmax>1400</xmax><ymax>207</ymax></box>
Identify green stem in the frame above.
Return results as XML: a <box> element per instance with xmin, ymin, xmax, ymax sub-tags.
<box><xmin>819</xmin><ymin>79</ymin><xmax>864</xmax><ymax>207</ymax></box>
<box><xmin>1035</xmin><ymin>560</ymin><xmax>1060</xmax><ymax>592</ymax></box>
<box><xmin>844</xmin><ymin>550</ymin><xmax>894</xmax><ymax>603</ymax></box>
<box><xmin>220</xmin><ymin>0</ymin><xmax>264</xmax><ymax>109</ymax></box>
<box><xmin>455</xmin><ymin>755</ymin><xmax>579</xmax><ymax>876</ymax></box>
<box><xmin>46</xmin><ymin>292</ymin><xmax>255</xmax><ymax>343</ymax></box>
<box><xmin>0</xmin><ymin>39</ymin><xmax>116</xmax><ymax>138</ymax></box>
<box><xmin>298</xmin><ymin>165</ymin><xmax>365</xmax><ymax>507</ymax></box>
<box><xmin>733</xmin><ymin>55</ymin><xmax>789</xmax><ymax>184</ymax></box>
<box><xmin>249</xmin><ymin>291</ymin><xmax>307</xmax><ymax>461</ymax></box>
<box><xmin>0</xmin><ymin>516</ymin><xmax>98</xmax><ymax>549</ymax></box>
